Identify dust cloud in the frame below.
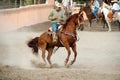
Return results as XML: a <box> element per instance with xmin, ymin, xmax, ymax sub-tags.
<box><xmin>0</xmin><ymin>31</ymin><xmax>47</xmax><ymax>69</ymax></box>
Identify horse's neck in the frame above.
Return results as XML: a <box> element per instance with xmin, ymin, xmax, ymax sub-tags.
<box><xmin>84</xmin><ymin>7</ymin><xmax>92</xmax><ymax>14</ymax></box>
<box><xmin>102</xmin><ymin>2</ymin><xmax>111</xmax><ymax>16</ymax></box>
<box><xmin>102</xmin><ymin>7</ymin><xmax>109</xmax><ymax>16</ymax></box>
<box><xmin>103</xmin><ymin>2</ymin><xmax>112</xmax><ymax>9</ymax></box>
<box><xmin>63</xmin><ymin>20</ymin><xmax>76</xmax><ymax>33</ymax></box>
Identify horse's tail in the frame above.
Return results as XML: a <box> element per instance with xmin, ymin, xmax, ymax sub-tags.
<box><xmin>27</xmin><ymin>37</ymin><xmax>39</xmax><ymax>55</ymax></box>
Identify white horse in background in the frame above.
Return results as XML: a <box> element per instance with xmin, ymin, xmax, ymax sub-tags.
<box><xmin>112</xmin><ymin>12</ymin><xmax>120</xmax><ymax>30</ymax></box>
<box><xmin>100</xmin><ymin>2</ymin><xmax>112</xmax><ymax>32</ymax></box>
<box><xmin>100</xmin><ymin>2</ymin><xmax>120</xmax><ymax>31</ymax></box>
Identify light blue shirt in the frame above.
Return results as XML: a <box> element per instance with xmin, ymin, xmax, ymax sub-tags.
<box><xmin>93</xmin><ymin>0</ymin><xmax>100</xmax><ymax>8</ymax></box>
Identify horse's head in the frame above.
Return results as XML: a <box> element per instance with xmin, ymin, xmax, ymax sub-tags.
<box><xmin>76</xmin><ymin>10</ymin><xmax>84</xmax><ymax>31</ymax></box>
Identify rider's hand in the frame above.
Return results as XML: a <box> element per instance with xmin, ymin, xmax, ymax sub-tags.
<box><xmin>54</xmin><ymin>16</ymin><xmax>58</xmax><ymax>19</ymax></box>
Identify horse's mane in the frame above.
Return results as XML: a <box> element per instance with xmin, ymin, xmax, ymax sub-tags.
<box><xmin>62</xmin><ymin>13</ymin><xmax>78</xmax><ymax>28</ymax></box>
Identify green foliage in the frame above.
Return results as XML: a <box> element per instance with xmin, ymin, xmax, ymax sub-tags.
<box><xmin>23</xmin><ymin>0</ymin><xmax>32</xmax><ymax>6</ymax></box>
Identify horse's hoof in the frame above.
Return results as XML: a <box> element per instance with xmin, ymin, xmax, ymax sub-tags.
<box><xmin>66</xmin><ymin>64</ymin><xmax>72</xmax><ymax>68</ymax></box>
<box><xmin>66</xmin><ymin>65</ymin><xmax>70</xmax><ymax>68</ymax></box>
<box><xmin>64</xmin><ymin>63</ymin><xmax>67</xmax><ymax>67</ymax></box>
<box><xmin>50</xmin><ymin>63</ymin><xmax>59</xmax><ymax>68</ymax></box>
<box><xmin>64</xmin><ymin>61</ymin><xmax>68</xmax><ymax>66</ymax></box>
<box><xmin>50</xmin><ymin>65</ymin><xmax>53</xmax><ymax>68</ymax></box>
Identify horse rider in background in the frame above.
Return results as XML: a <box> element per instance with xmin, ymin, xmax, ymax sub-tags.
<box><xmin>48</xmin><ymin>3</ymin><xmax>67</xmax><ymax>42</ymax></box>
<box><xmin>92</xmin><ymin>0</ymin><xmax>102</xmax><ymax>20</ymax></box>
<box><xmin>108</xmin><ymin>0</ymin><xmax>120</xmax><ymax>22</ymax></box>
<box><xmin>62</xmin><ymin>0</ymin><xmax>73</xmax><ymax>18</ymax></box>
<box><xmin>62</xmin><ymin>0</ymin><xmax>73</xmax><ymax>8</ymax></box>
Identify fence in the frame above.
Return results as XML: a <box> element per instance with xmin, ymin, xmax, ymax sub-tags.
<box><xmin>0</xmin><ymin>0</ymin><xmax>54</xmax><ymax>32</ymax></box>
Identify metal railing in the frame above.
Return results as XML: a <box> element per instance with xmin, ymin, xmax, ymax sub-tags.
<box><xmin>0</xmin><ymin>0</ymin><xmax>46</xmax><ymax>9</ymax></box>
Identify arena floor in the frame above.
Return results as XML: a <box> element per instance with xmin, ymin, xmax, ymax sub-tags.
<box><xmin>0</xmin><ymin>21</ymin><xmax>120</xmax><ymax>80</ymax></box>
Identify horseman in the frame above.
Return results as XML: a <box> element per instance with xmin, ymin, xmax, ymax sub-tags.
<box><xmin>92</xmin><ymin>0</ymin><xmax>102</xmax><ymax>20</ymax></box>
<box><xmin>108</xmin><ymin>0</ymin><xmax>120</xmax><ymax>21</ymax></box>
<box><xmin>48</xmin><ymin>3</ymin><xmax>67</xmax><ymax>42</ymax></box>
<box><xmin>62</xmin><ymin>0</ymin><xmax>73</xmax><ymax>18</ymax></box>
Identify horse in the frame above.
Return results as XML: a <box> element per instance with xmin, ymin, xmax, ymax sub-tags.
<box><xmin>107</xmin><ymin>10</ymin><xmax>120</xmax><ymax>31</ymax></box>
<box><xmin>100</xmin><ymin>2</ymin><xmax>115</xmax><ymax>31</ymax></box>
<box><xmin>81</xmin><ymin>1</ymin><xmax>106</xmax><ymax>28</ymax></box>
<box><xmin>27</xmin><ymin>10</ymin><xmax>84</xmax><ymax>68</ymax></box>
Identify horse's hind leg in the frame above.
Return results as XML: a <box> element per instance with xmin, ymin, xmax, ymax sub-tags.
<box><xmin>68</xmin><ymin>44</ymin><xmax>77</xmax><ymax>66</ymax></box>
<box><xmin>47</xmin><ymin>47</ymin><xmax>54</xmax><ymax>68</ymax></box>
<box><xmin>39</xmin><ymin>41</ymin><xmax>47</xmax><ymax>64</ymax></box>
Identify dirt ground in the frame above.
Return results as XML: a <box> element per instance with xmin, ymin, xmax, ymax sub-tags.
<box><xmin>0</xmin><ymin>21</ymin><xmax>120</xmax><ymax>80</ymax></box>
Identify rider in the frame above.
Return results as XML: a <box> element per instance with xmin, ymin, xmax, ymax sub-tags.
<box><xmin>48</xmin><ymin>3</ymin><xmax>67</xmax><ymax>42</ymax></box>
<box><xmin>108</xmin><ymin>0</ymin><xmax>120</xmax><ymax>22</ymax></box>
<box><xmin>62</xmin><ymin>2</ymin><xmax>72</xmax><ymax>18</ymax></box>
<box><xmin>92</xmin><ymin>0</ymin><xmax>101</xmax><ymax>20</ymax></box>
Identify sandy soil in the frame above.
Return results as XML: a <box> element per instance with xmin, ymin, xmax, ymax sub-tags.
<box><xmin>0</xmin><ymin>21</ymin><xmax>120</xmax><ymax>80</ymax></box>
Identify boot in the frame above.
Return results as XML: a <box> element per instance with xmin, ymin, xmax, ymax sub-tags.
<box><xmin>52</xmin><ymin>32</ymin><xmax>57</xmax><ymax>42</ymax></box>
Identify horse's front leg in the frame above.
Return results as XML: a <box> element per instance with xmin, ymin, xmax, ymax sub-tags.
<box><xmin>106</xmin><ymin>18</ymin><xmax>111</xmax><ymax>32</ymax></box>
<box><xmin>69</xmin><ymin>43</ymin><xmax>77</xmax><ymax>66</ymax></box>
<box><xmin>64</xmin><ymin>43</ymin><xmax>71</xmax><ymax>66</ymax></box>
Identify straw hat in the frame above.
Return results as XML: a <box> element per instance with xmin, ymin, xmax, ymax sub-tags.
<box><xmin>55</xmin><ymin>3</ymin><xmax>62</xmax><ymax>7</ymax></box>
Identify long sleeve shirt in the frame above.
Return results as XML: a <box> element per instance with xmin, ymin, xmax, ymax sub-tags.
<box><xmin>48</xmin><ymin>9</ymin><xmax>67</xmax><ymax>24</ymax></box>
<box><xmin>112</xmin><ymin>3</ymin><xmax>120</xmax><ymax>10</ymax></box>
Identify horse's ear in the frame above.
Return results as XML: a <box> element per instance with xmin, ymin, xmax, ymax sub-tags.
<box><xmin>82</xmin><ymin>3</ymin><xmax>86</xmax><ymax>7</ymax></box>
<box><xmin>79</xmin><ymin>11</ymin><xmax>83</xmax><ymax>17</ymax></box>
<box><xmin>79</xmin><ymin>7</ymin><xmax>83</xmax><ymax>14</ymax></box>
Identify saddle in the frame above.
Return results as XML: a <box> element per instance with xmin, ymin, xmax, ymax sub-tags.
<box><xmin>47</xmin><ymin>25</ymin><xmax>78</xmax><ymax>42</ymax></box>
<box><xmin>47</xmin><ymin>25</ymin><xmax>63</xmax><ymax>42</ymax></box>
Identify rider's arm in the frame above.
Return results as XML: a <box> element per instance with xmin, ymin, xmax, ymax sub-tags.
<box><xmin>59</xmin><ymin>11</ymin><xmax>67</xmax><ymax>24</ymax></box>
<box><xmin>48</xmin><ymin>10</ymin><xmax>57</xmax><ymax>21</ymax></box>
<box><xmin>96</xmin><ymin>0</ymin><xmax>100</xmax><ymax>8</ymax></box>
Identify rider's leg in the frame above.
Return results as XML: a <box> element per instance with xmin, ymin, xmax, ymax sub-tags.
<box><xmin>52</xmin><ymin>23</ymin><xmax>59</xmax><ymax>42</ymax></box>
<box><xmin>93</xmin><ymin>7</ymin><xmax>99</xmax><ymax>19</ymax></box>
<box><xmin>52</xmin><ymin>23</ymin><xmax>59</xmax><ymax>32</ymax></box>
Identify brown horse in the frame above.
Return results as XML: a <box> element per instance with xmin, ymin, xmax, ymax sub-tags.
<box><xmin>81</xmin><ymin>1</ymin><xmax>107</xmax><ymax>28</ymax></box>
<box><xmin>27</xmin><ymin>10</ymin><xmax>84</xmax><ymax>68</ymax></box>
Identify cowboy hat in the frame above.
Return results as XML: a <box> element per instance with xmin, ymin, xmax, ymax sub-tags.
<box><xmin>111</xmin><ymin>0</ymin><xmax>118</xmax><ymax>2</ymax></box>
<box><xmin>55</xmin><ymin>3</ymin><xmax>62</xmax><ymax>7</ymax></box>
